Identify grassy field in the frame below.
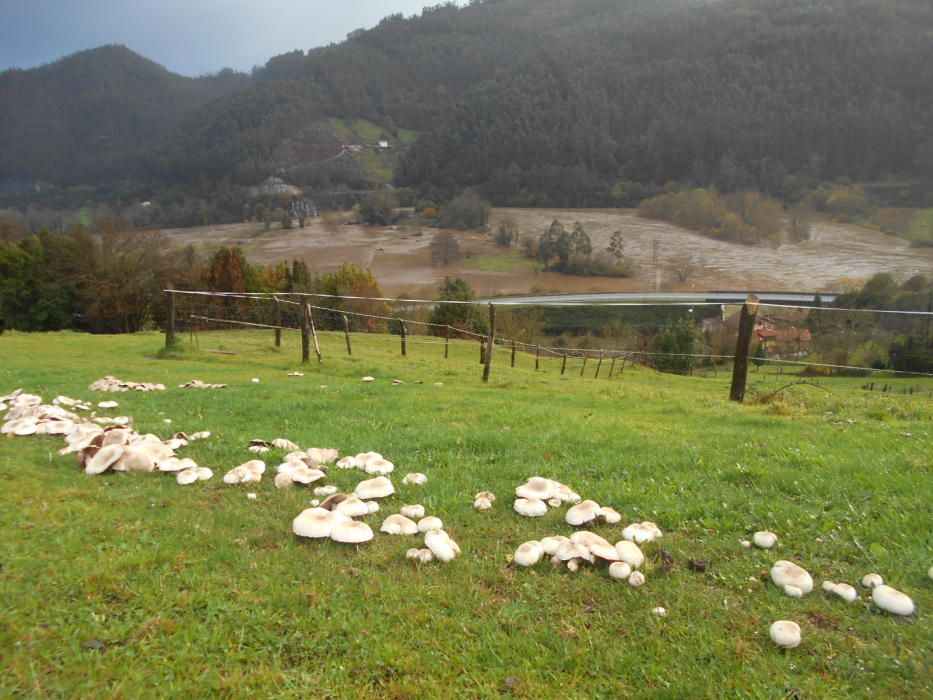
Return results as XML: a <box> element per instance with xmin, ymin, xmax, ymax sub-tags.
<box><xmin>1</xmin><ymin>330</ymin><xmax>930</xmax><ymax>698</ymax></box>
<box><xmin>860</xmin><ymin>207</ymin><xmax>933</xmax><ymax>247</ymax></box>
<box><xmin>465</xmin><ymin>251</ymin><xmax>536</xmax><ymax>273</ymax></box>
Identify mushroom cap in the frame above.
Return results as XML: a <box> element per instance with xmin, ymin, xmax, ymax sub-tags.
<box><xmin>330</xmin><ymin>520</ymin><xmax>374</xmax><ymax>544</ymax></box>
<box><xmin>416</xmin><ymin>548</ymin><xmax>434</xmax><ymax>564</ymax></box>
<box><xmin>571</xmin><ymin>531</ymin><xmax>619</xmax><ymax>561</ymax></box>
<box><xmin>417</xmin><ymin>516</ymin><xmax>443</xmax><ymax>533</ymax></box>
<box><xmin>474</xmin><ymin>491</ymin><xmax>496</xmax><ymax>502</ymax></box>
<box><xmin>365</xmin><ymin>500</ymin><xmax>380</xmax><ymax>514</ymax></box>
<box><xmin>85</xmin><ymin>444</ymin><xmax>124</xmax><ymax>474</ymax></box>
<box><xmin>319</xmin><ymin>493</ymin><xmax>350</xmax><ymax>511</ymax></box>
<box><xmin>194</xmin><ymin>467</ymin><xmax>212</xmax><ymax>481</ymax></box>
<box><xmin>514</xmin><ymin>541</ymin><xmax>544</xmax><ymax>567</ymax></box>
<box><xmin>473</xmin><ymin>497</ymin><xmax>493</xmax><ymax>510</ymax></box>
<box><xmin>822</xmin><ymin>581</ymin><xmax>838</xmax><ymax>593</ymax></box>
<box><xmin>753</xmin><ymin>531</ymin><xmax>778</xmax><ymax>549</ymax></box>
<box><xmin>872</xmin><ymin>585</ymin><xmax>915</xmax><ymax>616</ymax></box>
<box><xmin>540</xmin><ymin>535</ymin><xmax>571</xmax><ymax>556</ymax></box>
<box><xmin>514</xmin><ymin>497</ymin><xmax>548</xmax><ymax>517</ymax></box>
<box><xmin>290</xmin><ymin>467</ymin><xmax>327</xmax><ymax>485</ymax></box>
<box><xmin>628</xmin><ymin>571</ymin><xmax>646</xmax><ymax>587</ymax></box>
<box><xmin>380</xmin><ymin>514</ymin><xmax>419</xmax><ymax>535</ymax></box>
<box><xmin>271</xmin><ymin>438</ymin><xmax>300</xmax><ymax>451</ymax></box>
<box><xmin>364</xmin><ymin>458</ymin><xmax>395</xmax><ymax>475</ymax></box>
<box><xmin>313</xmin><ymin>485</ymin><xmax>338</xmax><ymax>497</ymax></box>
<box><xmin>293</xmin><ymin>508</ymin><xmax>339</xmax><ymax>538</ymax></box>
<box><xmin>551</xmin><ymin>483</ymin><xmax>581</xmax><ymax>503</ymax></box>
<box><xmin>770</xmin><ymin>560</ymin><xmax>814</xmax><ymax>595</ymax></box>
<box><xmin>622</xmin><ymin>521</ymin><xmax>663</xmax><ymax>544</ymax></box>
<box><xmin>402</xmin><ymin>472</ymin><xmax>427</xmax><ymax>485</ymax></box>
<box><xmin>424</xmin><ymin>529</ymin><xmax>458</xmax><ymax>562</ymax></box>
<box><xmin>861</xmin><ymin>573</ymin><xmax>884</xmax><ymax>588</ymax></box>
<box><xmin>274</xmin><ymin>472</ymin><xmax>295</xmax><ymax>489</ymax></box>
<box><xmin>334</xmin><ymin>495</ymin><xmax>371</xmax><ymax>518</ymax></box>
<box><xmin>651</xmin><ymin>607</ymin><xmax>667</xmax><ymax>617</ymax></box>
<box><xmin>515</xmin><ymin>477</ymin><xmax>555</xmax><ymax>500</ymax></box>
<box><xmin>277</xmin><ymin>459</ymin><xmax>308</xmax><ymax>475</ymax></box>
<box><xmin>355</xmin><ymin>476</ymin><xmax>395</xmax><ymax>499</ymax></box>
<box><xmin>783</xmin><ymin>584</ymin><xmax>804</xmax><ymax>598</ymax></box>
<box><xmin>336</xmin><ymin>456</ymin><xmax>358</xmax><ymax>469</ymax></box>
<box><xmin>361</xmin><ymin>376</ymin><xmax>375</xmax><ymax>382</ymax></box>
<box><xmin>354</xmin><ymin>451</ymin><xmax>383</xmax><ymax>468</ymax></box>
<box><xmin>547</xmin><ymin>498</ymin><xmax>563</xmax><ymax>508</ymax></box>
<box><xmin>406</xmin><ymin>547</ymin><xmax>421</xmax><ymax>561</ymax></box>
<box><xmin>400</xmin><ymin>504</ymin><xmax>426</xmax><ymax>520</ymax></box>
<box><xmin>556</xmin><ymin>541</ymin><xmax>593</xmax><ymax>564</ymax></box>
<box><xmin>769</xmin><ymin>620</ymin><xmax>802</xmax><ymax>649</ymax></box>
<box><xmin>599</xmin><ymin>507</ymin><xmax>622</xmax><ymax>524</ymax></box>
<box><xmin>831</xmin><ymin>583</ymin><xmax>858</xmax><ymax>603</ymax></box>
<box><xmin>609</xmin><ymin>561</ymin><xmax>632</xmax><ymax>580</ymax></box>
<box><xmin>306</xmin><ymin>448</ymin><xmax>339</xmax><ymax>464</ymax></box>
<box><xmin>566</xmin><ymin>500</ymin><xmax>601</xmax><ymax>526</ymax></box>
<box><xmin>248</xmin><ymin>445</ymin><xmax>270</xmax><ymax>454</ymax></box>
<box><xmin>614</xmin><ymin>541</ymin><xmax>646</xmax><ymax>569</ymax></box>
<box><xmin>121</xmin><ymin>446</ymin><xmax>157</xmax><ymax>473</ymax></box>
<box><xmin>176</xmin><ymin>468</ymin><xmax>201</xmax><ymax>485</ymax></box>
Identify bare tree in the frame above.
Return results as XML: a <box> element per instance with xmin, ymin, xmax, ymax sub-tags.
<box><xmin>430</xmin><ymin>231</ymin><xmax>462</xmax><ymax>266</ymax></box>
<box><xmin>669</xmin><ymin>254</ymin><xmax>698</xmax><ymax>283</ymax></box>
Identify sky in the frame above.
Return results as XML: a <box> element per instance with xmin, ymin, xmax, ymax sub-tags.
<box><xmin>0</xmin><ymin>0</ymin><xmax>443</xmax><ymax>76</ymax></box>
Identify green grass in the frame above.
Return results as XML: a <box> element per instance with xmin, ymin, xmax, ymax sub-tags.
<box><xmin>860</xmin><ymin>207</ymin><xmax>933</xmax><ymax>246</ymax></box>
<box><xmin>1</xmin><ymin>330</ymin><xmax>931</xmax><ymax>697</ymax></box>
<box><xmin>465</xmin><ymin>251</ymin><xmax>535</xmax><ymax>272</ymax></box>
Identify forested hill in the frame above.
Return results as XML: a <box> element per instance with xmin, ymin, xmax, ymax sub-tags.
<box><xmin>0</xmin><ymin>46</ymin><xmax>250</xmax><ymax>186</ymax></box>
<box><xmin>1</xmin><ymin>0</ymin><xmax>931</xmax><ymax>207</ymax></box>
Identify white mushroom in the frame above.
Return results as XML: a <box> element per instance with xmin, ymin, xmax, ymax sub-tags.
<box><xmin>306</xmin><ymin>448</ymin><xmax>339</xmax><ymax>464</ymax></box>
<box><xmin>741</xmin><ymin>540</ymin><xmax>752</xmax><ymax>548</ymax></box>
<box><xmin>223</xmin><ymin>460</ymin><xmax>265</xmax><ymax>484</ymax></box>
<box><xmin>822</xmin><ymin>581</ymin><xmax>838</xmax><ymax>593</ymax></box>
<box><xmin>628</xmin><ymin>571</ymin><xmax>646</xmax><ymax>587</ymax></box>
<box><xmin>769</xmin><ymin>620</ymin><xmax>802</xmax><ymax>649</ymax></box>
<box><xmin>540</xmin><ymin>535</ymin><xmax>570</xmax><ymax>556</ymax></box>
<box><xmin>402</xmin><ymin>472</ymin><xmax>427</xmax><ymax>486</ymax></box>
<box><xmin>355</xmin><ymin>476</ymin><xmax>395</xmax><ymax>499</ymax></box>
<box><xmin>622</xmin><ymin>521</ymin><xmax>663</xmax><ymax>544</ymax></box>
<box><xmin>313</xmin><ymin>485</ymin><xmax>338</xmax><ymax>497</ymax></box>
<box><xmin>473</xmin><ymin>497</ymin><xmax>493</xmax><ymax>510</ymax></box>
<box><xmin>335</xmin><ymin>456</ymin><xmax>357</xmax><ymax>469</ymax></box>
<box><xmin>417</xmin><ymin>516</ymin><xmax>443</xmax><ymax>533</ymax></box>
<box><xmin>609</xmin><ymin>561</ymin><xmax>632</xmax><ymax>581</ymax></box>
<box><xmin>291</xmin><ymin>467</ymin><xmax>327</xmax><ymax>485</ymax></box>
<box><xmin>783</xmin><ymin>585</ymin><xmax>804</xmax><ymax>598</ymax></box>
<box><xmin>831</xmin><ymin>583</ymin><xmax>858</xmax><ymax>603</ymax></box>
<box><xmin>380</xmin><ymin>514</ymin><xmax>419</xmax><ymax>535</ymax></box>
<box><xmin>514</xmin><ymin>498</ymin><xmax>548</xmax><ymax>517</ymax></box>
<box><xmin>400</xmin><ymin>504</ymin><xmax>425</xmax><ymax>520</ymax></box>
<box><xmin>861</xmin><ymin>573</ymin><xmax>884</xmax><ymax>588</ymax></box>
<box><xmin>514</xmin><ymin>541</ymin><xmax>544</xmax><ymax>567</ymax></box>
<box><xmin>651</xmin><ymin>607</ymin><xmax>667</xmax><ymax>617</ymax></box>
<box><xmin>547</xmin><ymin>498</ymin><xmax>563</xmax><ymax>508</ymax></box>
<box><xmin>571</xmin><ymin>531</ymin><xmax>618</xmax><ymax>562</ymax></box>
<box><xmin>84</xmin><ymin>444</ymin><xmax>124</xmax><ymax>475</ymax></box>
<box><xmin>551</xmin><ymin>483</ymin><xmax>581</xmax><ymax>503</ymax></box>
<box><xmin>515</xmin><ymin>477</ymin><xmax>554</xmax><ymax>501</ymax></box>
<box><xmin>361</xmin><ymin>376</ymin><xmax>375</xmax><ymax>382</ymax></box>
<box><xmin>424</xmin><ymin>529</ymin><xmax>459</xmax><ymax>562</ymax></box>
<box><xmin>770</xmin><ymin>560</ymin><xmax>813</xmax><ymax>595</ymax></box>
<box><xmin>330</xmin><ymin>520</ymin><xmax>374</xmax><ymax>544</ymax></box>
<box><xmin>599</xmin><ymin>507</ymin><xmax>622</xmax><ymax>524</ymax></box>
<box><xmin>872</xmin><ymin>585</ymin><xmax>915</xmax><ymax>616</ymax></box>
<box><xmin>334</xmin><ymin>495</ymin><xmax>371</xmax><ymax>518</ymax></box>
<box><xmin>753</xmin><ymin>531</ymin><xmax>778</xmax><ymax>549</ymax></box>
<box><xmin>614</xmin><ymin>541</ymin><xmax>645</xmax><ymax>569</ymax></box>
<box><xmin>177</xmin><ymin>467</ymin><xmax>212</xmax><ymax>485</ymax></box>
<box><xmin>274</xmin><ymin>473</ymin><xmax>296</xmax><ymax>489</ymax></box>
<box><xmin>566</xmin><ymin>500</ymin><xmax>601</xmax><ymax>526</ymax></box>
<box><xmin>474</xmin><ymin>491</ymin><xmax>496</xmax><ymax>503</ymax></box>
<box><xmin>363</xmin><ymin>458</ymin><xmax>395</xmax><ymax>475</ymax></box>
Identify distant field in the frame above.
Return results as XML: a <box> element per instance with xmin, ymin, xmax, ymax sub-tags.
<box><xmin>1</xmin><ymin>330</ymin><xmax>930</xmax><ymax>697</ymax></box>
<box><xmin>861</xmin><ymin>208</ymin><xmax>933</xmax><ymax>247</ymax></box>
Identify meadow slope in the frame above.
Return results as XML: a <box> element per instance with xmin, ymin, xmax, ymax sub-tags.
<box><xmin>0</xmin><ymin>330</ymin><xmax>930</xmax><ymax>698</ymax></box>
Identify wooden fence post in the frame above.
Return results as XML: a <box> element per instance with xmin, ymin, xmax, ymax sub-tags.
<box><xmin>274</xmin><ymin>298</ymin><xmax>282</xmax><ymax>348</ymax></box>
<box><xmin>398</xmin><ymin>319</ymin><xmax>407</xmax><ymax>356</ymax></box>
<box><xmin>595</xmin><ymin>351</ymin><xmax>604</xmax><ymax>378</ymax></box>
<box><xmin>607</xmin><ymin>355</ymin><xmax>616</xmax><ymax>378</ymax></box>
<box><xmin>444</xmin><ymin>326</ymin><xmax>450</xmax><ymax>359</ymax></box>
<box><xmin>342</xmin><ymin>314</ymin><xmax>352</xmax><ymax>356</ymax></box>
<box><xmin>511</xmin><ymin>340</ymin><xmax>516</xmax><ymax>368</ymax></box>
<box><xmin>305</xmin><ymin>304</ymin><xmax>322</xmax><ymax>364</ymax></box>
<box><xmin>482</xmin><ymin>304</ymin><xmax>496</xmax><ymax>383</ymax></box>
<box><xmin>535</xmin><ymin>344</ymin><xmax>540</xmax><ymax>371</ymax></box>
<box><xmin>729</xmin><ymin>295</ymin><xmax>759</xmax><ymax>402</ymax></box>
<box><xmin>479</xmin><ymin>338</ymin><xmax>486</xmax><ymax>364</ymax></box>
<box><xmin>580</xmin><ymin>353</ymin><xmax>588</xmax><ymax>377</ymax></box>
<box><xmin>301</xmin><ymin>303</ymin><xmax>311</xmax><ymax>365</ymax></box>
<box><xmin>165</xmin><ymin>291</ymin><xmax>176</xmax><ymax>349</ymax></box>
<box><xmin>561</xmin><ymin>354</ymin><xmax>567</xmax><ymax>375</ymax></box>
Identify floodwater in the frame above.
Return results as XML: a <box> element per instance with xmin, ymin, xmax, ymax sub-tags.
<box><xmin>160</xmin><ymin>208</ymin><xmax>933</xmax><ymax>297</ymax></box>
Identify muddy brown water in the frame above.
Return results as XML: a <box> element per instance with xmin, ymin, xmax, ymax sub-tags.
<box><xmin>160</xmin><ymin>208</ymin><xmax>933</xmax><ymax>297</ymax></box>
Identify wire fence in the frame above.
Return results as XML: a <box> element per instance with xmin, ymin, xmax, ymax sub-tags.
<box><xmin>165</xmin><ymin>289</ymin><xmax>933</xmax><ymax>383</ymax></box>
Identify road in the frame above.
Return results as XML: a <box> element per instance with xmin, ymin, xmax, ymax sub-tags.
<box><xmin>483</xmin><ymin>291</ymin><xmax>839</xmax><ymax>306</ymax></box>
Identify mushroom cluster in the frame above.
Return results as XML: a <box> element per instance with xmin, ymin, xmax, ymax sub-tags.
<box><xmin>334</xmin><ymin>451</ymin><xmax>396</xmax><ymax>475</ymax></box>
<box><xmin>474</xmin><ymin>491</ymin><xmax>495</xmax><ymax>510</ymax></box>
<box><xmin>89</xmin><ymin>376</ymin><xmax>166</xmax><ymax>392</ymax></box>
<box><xmin>512</xmin><ymin>477</ymin><xmax>582</xmax><ymax>517</ymax></box>
<box><xmin>179</xmin><ymin>379</ymin><xmax>227</xmax><ymax>389</ymax></box>
<box><xmin>2</xmin><ymin>389</ymin><xmax>214</xmax><ymax>483</ymax></box>
<box><xmin>513</xmin><ymin>531</ymin><xmax>647</xmax><ymax>584</ymax></box>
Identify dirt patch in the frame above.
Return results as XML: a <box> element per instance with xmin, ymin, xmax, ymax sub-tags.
<box><xmin>160</xmin><ymin>208</ymin><xmax>933</xmax><ymax>296</ymax></box>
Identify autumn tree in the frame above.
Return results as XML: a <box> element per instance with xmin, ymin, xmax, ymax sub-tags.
<box><xmin>430</xmin><ymin>231</ymin><xmax>462</xmax><ymax>265</ymax></box>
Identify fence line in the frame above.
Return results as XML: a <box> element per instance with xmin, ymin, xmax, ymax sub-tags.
<box><xmin>168</xmin><ymin>290</ymin><xmax>933</xmax><ymax>382</ymax></box>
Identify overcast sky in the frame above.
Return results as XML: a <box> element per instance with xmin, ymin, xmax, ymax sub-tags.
<box><xmin>0</xmin><ymin>0</ymin><xmax>442</xmax><ymax>76</ymax></box>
